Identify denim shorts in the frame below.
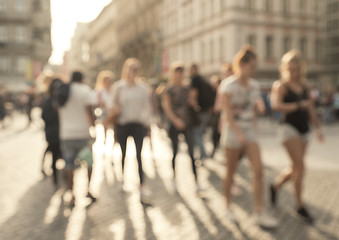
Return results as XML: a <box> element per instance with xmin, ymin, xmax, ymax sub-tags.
<box><xmin>61</xmin><ymin>139</ymin><xmax>89</xmax><ymax>169</ymax></box>
<box><xmin>279</xmin><ymin>124</ymin><xmax>309</xmax><ymax>143</ymax></box>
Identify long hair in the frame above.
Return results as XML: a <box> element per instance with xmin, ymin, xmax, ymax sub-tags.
<box><xmin>232</xmin><ymin>45</ymin><xmax>257</xmax><ymax>75</ymax></box>
<box><xmin>95</xmin><ymin>70</ymin><xmax>114</xmax><ymax>90</ymax></box>
<box><xmin>121</xmin><ymin>58</ymin><xmax>141</xmax><ymax>80</ymax></box>
<box><xmin>168</xmin><ymin>61</ymin><xmax>185</xmax><ymax>85</ymax></box>
<box><xmin>279</xmin><ymin>49</ymin><xmax>307</xmax><ymax>83</ymax></box>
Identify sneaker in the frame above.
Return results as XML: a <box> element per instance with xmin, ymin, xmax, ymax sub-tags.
<box><xmin>252</xmin><ymin>211</ymin><xmax>279</xmax><ymax>228</ymax></box>
<box><xmin>270</xmin><ymin>184</ymin><xmax>277</xmax><ymax>207</ymax></box>
<box><xmin>297</xmin><ymin>207</ymin><xmax>314</xmax><ymax>224</ymax></box>
<box><xmin>225</xmin><ymin>208</ymin><xmax>238</xmax><ymax>223</ymax></box>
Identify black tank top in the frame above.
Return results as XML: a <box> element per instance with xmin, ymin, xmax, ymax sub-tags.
<box><xmin>283</xmin><ymin>85</ymin><xmax>310</xmax><ymax>134</ymax></box>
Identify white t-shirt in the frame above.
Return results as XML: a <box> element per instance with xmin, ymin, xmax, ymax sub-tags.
<box><xmin>59</xmin><ymin>82</ymin><xmax>97</xmax><ymax>140</ymax></box>
<box><xmin>220</xmin><ymin>76</ymin><xmax>261</xmax><ymax>128</ymax></box>
<box><xmin>108</xmin><ymin>79</ymin><xmax>152</xmax><ymax>127</ymax></box>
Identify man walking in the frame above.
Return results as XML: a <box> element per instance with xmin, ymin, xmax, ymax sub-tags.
<box><xmin>58</xmin><ymin>71</ymin><xmax>97</xmax><ymax>207</ymax></box>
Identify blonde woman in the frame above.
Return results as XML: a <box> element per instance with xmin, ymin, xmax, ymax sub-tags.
<box><xmin>270</xmin><ymin>50</ymin><xmax>323</xmax><ymax>223</ymax></box>
<box><xmin>107</xmin><ymin>58</ymin><xmax>152</xmax><ymax>204</ymax></box>
<box><xmin>162</xmin><ymin>62</ymin><xmax>200</xmax><ymax>193</ymax></box>
<box><xmin>220</xmin><ymin>46</ymin><xmax>278</xmax><ymax>228</ymax></box>
<box><xmin>95</xmin><ymin>70</ymin><xmax>114</xmax><ymax>121</ymax></box>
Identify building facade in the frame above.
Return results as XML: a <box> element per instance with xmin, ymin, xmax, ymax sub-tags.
<box><xmin>87</xmin><ymin>1</ymin><xmax>118</xmax><ymax>86</ymax></box>
<box><xmin>161</xmin><ymin>0</ymin><xmax>325</xmax><ymax>86</ymax></box>
<box><xmin>324</xmin><ymin>0</ymin><xmax>339</xmax><ymax>86</ymax></box>
<box><xmin>115</xmin><ymin>0</ymin><xmax>162</xmax><ymax>78</ymax></box>
<box><xmin>0</xmin><ymin>0</ymin><xmax>52</xmax><ymax>90</ymax></box>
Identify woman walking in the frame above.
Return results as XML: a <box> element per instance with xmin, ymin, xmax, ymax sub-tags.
<box><xmin>41</xmin><ymin>78</ymin><xmax>63</xmax><ymax>185</ymax></box>
<box><xmin>162</xmin><ymin>62</ymin><xmax>201</xmax><ymax>193</ymax></box>
<box><xmin>220</xmin><ymin>46</ymin><xmax>278</xmax><ymax>228</ymax></box>
<box><xmin>107</xmin><ymin>58</ymin><xmax>152</xmax><ymax>204</ymax></box>
<box><xmin>270</xmin><ymin>50</ymin><xmax>323</xmax><ymax>223</ymax></box>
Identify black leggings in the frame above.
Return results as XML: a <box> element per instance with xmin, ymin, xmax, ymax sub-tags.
<box><xmin>168</xmin><ymin>124</ymin><xmax>197</xmax><ymax>182</ymax></box>
<box><xmin>116</xmin><ymin>123</ymin><xmax>147</xmax><ymax>185</ymax></box>
<box><xmin>43</xmin><ymin>142</ymin><xmax>62</xmax><ymax>184</ymax></box>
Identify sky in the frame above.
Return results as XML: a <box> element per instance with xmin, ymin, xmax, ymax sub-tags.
<box><xmin>49</xmin><ymin>0</ymin><xmax>111</xmax><ymax>65</ymax></box>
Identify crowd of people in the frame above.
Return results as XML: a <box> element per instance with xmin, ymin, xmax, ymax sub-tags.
<box><xmin>2</xmin><ymin>45</ymin><xmax>332</xmax><ymax>229</ymax></box>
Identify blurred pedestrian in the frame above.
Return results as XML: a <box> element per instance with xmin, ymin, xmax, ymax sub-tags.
<box><xmin>220</xmin><ymin>45</ymin><xmax>278</xmax><ymax>228</ymax></box>
<box><xmin>41</xmin><ymin>77</ymin><xmax>63</xmax><ymax>185</ymax></box>
<box><xmin>270</xmin><ymin>50</ymin><xmax>324</xmax><ymax>223</ymax></box>
<box><xmin>189</xmin><ymin>63</ymin><xmax>215</xmax><ymax>161</ymax></box>
<box><xmin>58</xmin><ymin>71</ymin><xmax>97</xmax><ymax>207</ymax></box>
<box><xmin>0</xmin><ymin>85</ymin><xmax>7</xmax><ymax>128</ymax></box>
<box><xmin>95</xmin><ymin>70</ymin><xmax>114</xmax><ymax>123</ymax></box>
<box><xmin>106</xmin><ymin>58</ymin><xmax>152</xmax><ymax>205</ymax></box>
<box><xmin>25</xmin><ymin>84</ymin><xmax>36</xmax><ymax>127</ymax></box>
<box><xmin>333</xmin><ymin>86</ymin><xmax>339</xmax><ymax>121</ymax></box>
<box><xmin>162</xmin><ymin>61</ymin><xmax>202</xmax><ymax>194</ymax></box>
<box><xmin>209</xmin><ymin>75</ymin><xmax>221</xmax><ymax>158</ymax></box>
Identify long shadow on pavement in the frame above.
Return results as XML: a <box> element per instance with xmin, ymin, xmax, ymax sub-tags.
<box><xmin>0</xmin><ymin>178</ymin><xmax>69</xmax><ymax>240</ymax></box>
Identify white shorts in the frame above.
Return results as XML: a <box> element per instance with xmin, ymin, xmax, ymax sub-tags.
<box><xmin>279</xmin><ymin>124</ymin><xmax>309</xmax><ymax>143</ymax></box>
<box><xmin>220</xmin><ymin>125</ymin><xmax>257</xmax><ymax>149</ymax></box>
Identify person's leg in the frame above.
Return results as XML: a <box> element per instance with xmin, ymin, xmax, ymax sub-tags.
<box><xmin>131</xmin><ymin>124</ymin><xmax>146</xmax><ymax>186</ymax></box>
<box><xmin>115</xmin><ymin>125</ymin><xmax>128</xmax><ymax>179</ymax></box>
<box><xmin>193</xmin><ymin>112</ymin><xmax>209</xmax><ymax>159</ymax></box>
<box><xmin>224</xmin><ymin>148</ymin><xmax>241</xmax><ymax>208</ymax></box>
<box><xmin>50</xmin><ymin>143</ymin><xmax>59</xmax><ymax>185</ymax></box>
<box><xmin>245</xmin><ymin>142</ymin><xmax>263</xmax><ymax>213</ymax></box>
<box><xmin>184</xmin><ymin>127</ymin><xmax>197</xmax><ymax>182</ymax></box>
<box><xmin>41</xmin><ymin>146</ymin><xmax>49</xmax><ymax>177</ymax></box>
<box><xmin>169</xmin><ymin>124</ymin><xmax>179</xmax><ymax>178</ymax></box>
<box><xmin>283</xmin><ymin>137</ymin><xmax>305</xmax><ymax>209</ymax></box>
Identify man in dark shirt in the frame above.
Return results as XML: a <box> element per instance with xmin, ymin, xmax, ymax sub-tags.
<box><xmin>189</xmin><ymin>64</ymin><xmax>214</xmax><ymax>161</ymax></box>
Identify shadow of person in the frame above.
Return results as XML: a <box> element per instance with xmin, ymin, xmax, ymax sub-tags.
<box><xmin>0</xmin><ymin>179</ymin><xmax>69</xmax><ymax>240</ymax></box>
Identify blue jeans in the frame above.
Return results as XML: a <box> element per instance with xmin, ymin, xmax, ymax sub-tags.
<box><xmin>193</xmin><ymin>111</ymin><xmax>209</xmax><ymax>159</ymax></box>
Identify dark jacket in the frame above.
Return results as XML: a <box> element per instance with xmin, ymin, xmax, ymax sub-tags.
<box><xmin>41</xmin><ymin>97</ymin><xmax>60</xmax><ymax>144</ymax></box>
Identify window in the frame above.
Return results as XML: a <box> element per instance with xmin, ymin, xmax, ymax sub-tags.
<box><xmin>265</xmin><ymin>35</ymin><xmax>273</xmax><ymax>59</ymax></box>
<box><xmin>300</xmin><ymin>37</ymin><xmax>307</xmax><ymax>58</ymax></box>
<box><xmin>315</xmin><ymin>39</ymin><xmax>321</xmax><ymax>61</ymax></box>
<box><xmin>282</xmin><ymin>0</ymin><xmax>290</xmax><ymax>14</ymax></box>
<box><xmin>14</xmin><ymin>0</ymin><xmax>27</xmax><ymax>13</ymax></box>
<box><xmin>15</xmin><ymin>56</ymin><xmax>29</xmax><ymax>74</ymax></box>
<box><xmin>201</xmin><ymin>41</ymin><xmax>205</xmax><ymax>64</ymax></box>
<box><xmin>33</xmin><ymin>28</ymin><xmax>42</xmax><ymax>41</ymax></box>
<box><xmin>220</xmin><ymin>36</ymin><xmax>224</xmax><ymax>61</ymax></box>
<box><xmin>265</xmin><ymin>0</ymin><xmax>273</xmax><ymax>12</ymax></box>
<box><xmin>0</xmin><ymin>26</ymin><xmax>8</xmax><ymax>42</ymax></box>
<box><xmin>283</xmin><ymin>36</ymin><xmax>291</xmax><ymax>54</ymax></box>
<box><xmin>0</xmin><ymin>0</ymin><xmax>7</xmax><ymax>12</ymax></box>
<box><xmin>247</xmin><ymin>34</ymin><xmax>256</xmax><ymax>48</ymax></box>
<box><xmin>33</xmin><ymin>0</ymin><xmax>41</xmax><ymax>11</ymax></box>
<box><xmin>0</xmin><ymin>56</ymin><xmax>10</xmax><ymax>73</ymax></box>
<box><xmin>299</xmin><ymin>0</ymin><xmax>306</xmax><ymax>13</ymax></box>
<box><xmin>15</xmin><ymin>27</ymin><xmax>27</xmax><ymax>43</ymax></box>
<box><xmin>246</xmin><ymin>0</ymin><xmax>254</xmax><ymax>10</ymax></box>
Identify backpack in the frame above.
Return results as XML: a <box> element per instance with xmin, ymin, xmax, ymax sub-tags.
<box><xmin>54</xmin><ymin>82</ymin><xmax>71</xmax><ymax>107</ymax></box>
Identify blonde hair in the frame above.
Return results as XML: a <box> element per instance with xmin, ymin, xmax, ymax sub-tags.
<box><xmin>280</xmin><ymin>49</ymin><xmax>307</xmax><ymax>83</ymax></box>
<box><xmin>232</xmin><ymin>45</ymin><xmax>257</xmax><ymax>75</ymax></box>
<box><xmin>121</xmin><ymin>58</ymin><xmax>141</xmax><ymax>80</ymax></box>
<box><xmin>168</xmin><ymin>61</ymin><xmax>185</xmax><ymax>85</ymax></box>
<box><xmin>95</xmin><ymin>70</ymin><xmax>114</xmax><ymax>90</ymax></box>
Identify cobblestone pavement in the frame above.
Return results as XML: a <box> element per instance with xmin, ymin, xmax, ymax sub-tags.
<box><xmin>0</xmin><ymin>109</ymin><xmax>338</xmax><ymax>240</ymax></box>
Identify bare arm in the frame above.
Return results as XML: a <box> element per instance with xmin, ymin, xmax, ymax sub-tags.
<box><xmin>306</xmin><ymin>88</ymin><xmax>324</xmax><ymax>142</ymax></box>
